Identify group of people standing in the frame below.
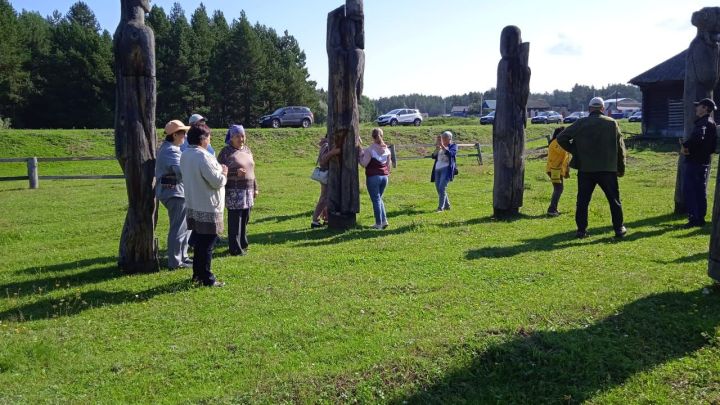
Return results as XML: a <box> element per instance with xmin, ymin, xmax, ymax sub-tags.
<box><xmin>312</xmin><ymin>128</ymin><xmax>459</xmax><ymax>229</ymax></box>
<box><xmin>545</xmin><ymin>96</ymin><xmax>717</xmax><ymax>238</ymax></box>
<box><xmin>155</xmin><ymin>96</ymin><xmax>717</xmax><ymax>286</ymax></box>
<box><xmin>156</xmin><ymin>114</ymin><xmax>258</xmax><ymax>287</ymax></box>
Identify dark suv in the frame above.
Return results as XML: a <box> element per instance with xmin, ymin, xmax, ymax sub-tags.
<box><xmin>259</xmin><ymin>106</ymin><xmax>314</xmax><ymax>128</ymax></box>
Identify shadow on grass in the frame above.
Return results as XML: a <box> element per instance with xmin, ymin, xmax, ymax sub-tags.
<box><xmin>15</xmin><ymin>256</ymin><xmax>117</xmax><ymax>275</ymax></box>
<box><xmin>655</xmin><ymin>252</ymin><xmax>708</xmax><ymax>265</ymax></box>
<box><xmin>396</xmin><ymin>288</ymin><xmax>720</xmax><ymax>404</ymax></box>
<box><xmin>3</xmin><ymin>264</ymin><xmax>124</xmax><ymax>299</ymax></box>
<box><xmin>253</xmin><ymin>211</ymin><xmax>310</xmax><ymax>224</ymax></box>
<box><xmin>251</xmin><ymin>208</ymin><xmax>429</xmax><ymax>247</ymax></box>
<box><xmin>0</xmin><ymin>280</ymin><xmax>192</xmax><ymax>322</ymax></box>
<box><xmin>466</xmin><ymin>213</ymin><xmax>681</xmax><ymax>260</ymax></box>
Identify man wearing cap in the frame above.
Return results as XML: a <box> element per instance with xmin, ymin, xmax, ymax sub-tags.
<box><xmin>156</xmin><ymin>120</ymin><xmax>193</xmax><ymax>269</ymax></box>
<box><xmin>181</xmin><ymin>113</ymin><xmax>215</xmax><ymax>155</ymax></box>
<box><xmin>680</xmin><ymin>98</ymin><xmax>718</xmax><ymax>228</ymax></box>
<box><xmin>558</xmin><ymin>97</ymin><xmax>627</xmax><ymax>239</ymax></box>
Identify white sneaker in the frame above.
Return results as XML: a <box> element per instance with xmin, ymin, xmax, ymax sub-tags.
<box><xmin>381</xmin><ymin>222</ymin><xmax>389</xmax><ymax>229</ymax></box>
<box><xmin>371</xmin><ymin>224</ymin><xmax>384</xmax><ymax>230</ymax></box>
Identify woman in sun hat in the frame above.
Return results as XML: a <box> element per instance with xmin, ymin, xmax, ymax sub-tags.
<box><xmin>156</xmin><ymin>120</ymin><xmax>193</xmax><ymax>269</ymax></box>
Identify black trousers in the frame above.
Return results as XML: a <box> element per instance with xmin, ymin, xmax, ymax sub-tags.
<box><xmin>576</xmin><ymin>171</ymin><xmax>624</xmax><ymax>232</ymax></box>
<box><xmin>192</xmin><ymin>233</ymin><xmax>217</xmax><ymax>286</ymax></box>
<box><xmin>682</xmin><ymin>161</ymin><xmax>710</xmax><ymax>225</ymax></box>
<box><xmin>228</xmin><ymin>208</ymin><xmax>251</xmax><ymax>255</ymax></box>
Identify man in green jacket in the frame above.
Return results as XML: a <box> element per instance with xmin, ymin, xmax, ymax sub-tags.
<box><xmin>557</xmin><ymin>97</ymin><xmax>627</xmax><ymax>239</ymax></box>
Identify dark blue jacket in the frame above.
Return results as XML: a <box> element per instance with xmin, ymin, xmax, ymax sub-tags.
<box><xmin>430</xmin><ymin>143</ymin><xmax>457</xmax><ymax>182</ymax></box>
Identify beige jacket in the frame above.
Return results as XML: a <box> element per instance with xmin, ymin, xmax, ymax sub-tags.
<box><xmin>180</xmin><ymin>146</ymin><xmax>227</xmax><ymax>234</ymax></box>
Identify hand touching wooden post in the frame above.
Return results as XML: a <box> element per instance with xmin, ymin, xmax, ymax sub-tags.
<box><xmin>114</xmin><ymin>0</ymin><xmax>159</xmax><ymax>273</ymax></box>
<box><xmin>493</xmin><ymin>26</ymin><xmax>530</xmax><ymax>218</ymax></box>
<box><xmin>326</xmin><ymin>0</ymin><xmax>364</xmax><ymax>230</ymax></box>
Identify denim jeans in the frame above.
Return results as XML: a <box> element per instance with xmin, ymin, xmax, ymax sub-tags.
<box><xmin>434</xmin><ymin>168</ymin><xmax>451</xmax><ymax>210</ymax></box>
<box><xmin>161</xmin><ymin>197</ymin><xmax>190</xmax><ymax>268</ymax></box>
<box><xmin>366</xmin><ymin>175</ymin><xmax>388</xmax><ymax>225</ymax></box>
<box><xmin>683</xmin><ymin>161</ymin><xmax>710</xmax><ymax>224</ymax></box>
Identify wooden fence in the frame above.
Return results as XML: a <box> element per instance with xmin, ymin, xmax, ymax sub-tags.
<box><xmin>0</xmin><ymin>157</ymin><xmax>122</xmax><ymax>189</ymax></box>
<box><xmin>388</xmin><ymin>135</ymin><xmax>551</xmax><ymax>168</ymax></box>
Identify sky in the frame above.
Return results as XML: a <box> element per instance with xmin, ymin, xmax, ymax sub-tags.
<box><xmin>8</xmin><ymin>0</ymin><xmax>718</xmax><ymax>98</ymax></box>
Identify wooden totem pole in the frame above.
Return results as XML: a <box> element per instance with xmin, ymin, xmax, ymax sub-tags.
<box><xmin>699</xmin><ymin>8</ymin><xmax>720</xmax><ymax>282</ymax></box>
<box><xmin>675</xmin><ymin>7</ymin><xmax>720</xmax><ymax>215</ymax></box>
<box><xmin>326</xmin><ymin>0</ymin><xmax>365</xmax><ymax>230</ymax></box>
<box><xmin>114</xmin><ymin>0</ymin><xmax>159</xmax><ymax>273</ymax></box>
<box><xmin>493</xmin><ymin>26</ymin><xmax>530</xmax><ymax>218</ymax></box>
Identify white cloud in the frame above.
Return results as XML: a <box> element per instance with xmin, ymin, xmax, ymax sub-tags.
<box><xmin>546</xmin><ymin>34</ymin><xmax>582</xmax><ymax>56</ymax></box>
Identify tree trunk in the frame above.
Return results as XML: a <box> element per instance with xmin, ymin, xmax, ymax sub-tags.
<box><xmin>114</xmin><ymin>4</ymin><xmax>159</xmax><ymax>273</ymax></box>
<box><xmin>493</xmin><ymin>26</ymin><xmax>530</xmax><ymax>218</ymax></box>
<box><xmin>326</xmin><ymin>0</ymin><xmax>364</xmax><ymax>230</ymax></box>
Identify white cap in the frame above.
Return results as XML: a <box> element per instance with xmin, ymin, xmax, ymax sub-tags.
<box><xmin>589</xmin><ymin>97</ymin><xmax>605</xmax><ymax>108</ymax></box>
<box><xmin>189</xmin><ymin>114</ymin><xmax>206</xmax><ymax>125</ymax></box>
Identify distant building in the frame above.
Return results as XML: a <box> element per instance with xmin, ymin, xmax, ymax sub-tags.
<box><xmin>527</xmin><ymin>99</ymin><xmax>551</xmax><ymax>117</ymax></box>
<box><xmin>629</xmin><ymin>50</ymin><xmax>688</xmax><ymax>137</ymax></box>
<box><xmin>482</xmin><ymin>100</ymin><xmax>497</xmax><ymax>112</ymax></box>
<box><xmin>604</xmin><ymin>98</ymin><xmax>641</xmax><ymax>117</ymax></box>
<box><xmin>451</xmin><ymin>106</ymin><xmax>469</xmax><ymax>117</ymax></box>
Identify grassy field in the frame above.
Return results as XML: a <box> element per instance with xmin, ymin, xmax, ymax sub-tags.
<box><xmin>1</xmin><ymin>122</ymin><xmax>719</xmax><ymax>403</ymax></box>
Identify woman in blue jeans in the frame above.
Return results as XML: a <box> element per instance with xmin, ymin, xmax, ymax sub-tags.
<box><xmin>359</xmin><ymin>128</ymin><xmax>392</xmax><ymax>229</ymax></box>
<box><xmin>431</xmin><ymin>131</ymin><xmax>457</xmax><ymax>211</ymax></box>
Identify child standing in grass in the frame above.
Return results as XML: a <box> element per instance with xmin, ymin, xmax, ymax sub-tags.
<box><xmin>546</xmin><ymin>126</ymin><xmax>570</xmax><ymax>216</ymax></box>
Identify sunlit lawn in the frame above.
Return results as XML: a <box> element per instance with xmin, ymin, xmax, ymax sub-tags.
<box><xmin>0</xmin><ymin>123</ymin><xmax>718</xmax><ymax>403</ymax></box>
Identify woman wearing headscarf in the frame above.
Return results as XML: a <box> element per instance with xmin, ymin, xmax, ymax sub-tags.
<box><xmin>430</xmin><ymin>130</ymin><xmax>458</xmax><ymax>212</ymax></box>
<box><xmin>359</xmin><ymin>128</ymin><xmax>392</xmax><ymax>229</ymax></box>
<box><xmin>156</xmin><ymin>119</ymin><xmax>192</xmax><ymax>269</ymax></box>
<box><xmin>180</xmin><ymin>123</ymin><xmax>227</xmax><ymax>287</ymax></box>
<box><xmin>218</xmin><ymin>125</ymin><xmax>258</xmax><ymax>256</ymax></box>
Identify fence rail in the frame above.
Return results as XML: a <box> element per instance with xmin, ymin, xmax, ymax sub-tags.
<box><xmin>388</xmin><ymin>135</ymin><xmax>551</xmax><ymax>168</ymax></box>
<box><xmin>0</xmin><ymin>156</ymin><xmax>122</xmax><ymax>188</ymax></box>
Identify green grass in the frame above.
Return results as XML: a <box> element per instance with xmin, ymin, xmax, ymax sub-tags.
<box><xmin>1</xmin><ymin>122</ymin><xmax>719</xmax><ymax>403</ymax></box>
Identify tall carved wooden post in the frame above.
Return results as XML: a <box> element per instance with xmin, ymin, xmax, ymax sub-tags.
<box><xmin>676</xmin><ymin>7</ymin><xmax>720</xmax><ymax>215</ymax></box>
<box><xmin>114</xmin><ymin>0</ymin><xmax>159</xmax><ymax>273</ymax></box>
<box><xmin>701</xmin><ymin>9</ymin><xmax>720</xmax><ymax>282</ymax></box>
<box><xmin>493</xmin><ymin>26</ymin><xmax>530</xmax><ymax>218</ymax></box>
<box><xmin>326</xmin><ymin>0</ymin><xmax>364</xmax><ymax>230</ymax></box>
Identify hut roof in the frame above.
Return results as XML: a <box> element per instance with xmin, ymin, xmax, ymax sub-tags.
<box><xmin>629</xmin><ymin>50</ymin><xmax>686</xmax><ymax>86</ymax></box>
<box><xmin>526</xmin><ymin>99</ymin><xmax>551</xmax><ymax>109</ymax></box>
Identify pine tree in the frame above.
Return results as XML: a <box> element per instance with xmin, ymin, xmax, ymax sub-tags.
<box><xmin>147</xmin><ymin>5</ymin><xmax>173</xmax><ymax>126</ymax></box>
<box><xmin>189</xmin><ymin>4</ymin><xmax>213</xmax><ymax>118</ymax></box>
<box><xmin>0</xmin><ymin>0</ymin><xmax>28</xmax><ymax>123</ymax></box>
<box><xmin>38</xmin><ymin>2</ymin><xmax>114</xmax><ymax>128</ymax></box>
<box><xmin>212</xmin><ymin>11</ymin><xmax>266</xmax><ymax>127</ymax></box>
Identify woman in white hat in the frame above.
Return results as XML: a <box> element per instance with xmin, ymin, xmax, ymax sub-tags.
<box><xmin>156</xmin><ymin>120</ymin><xmax>192</xmax><ymax>269</ymax></box>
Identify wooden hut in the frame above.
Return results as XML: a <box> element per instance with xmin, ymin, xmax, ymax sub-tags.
<box><xmin>629</xmin><ymin>51</ymin><xmax>686</xmax><ymax>137</ymax></box>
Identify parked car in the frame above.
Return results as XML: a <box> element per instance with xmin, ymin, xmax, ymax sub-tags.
<box><xmin>376</xmin><ymin>109</ymin><xmax>423</xmax><ymax>126</ymax></box>
<box><xmin>563</xmin><ymin>111</ymin><xmax>589</xmax><ymax>123</ymax></box>
<box><xmin>480</xmin><ymin>111</ymin><xmax>495</xmax><ymax>125</ymax></box>
<box><xmin>628</xmin><ymin>111</ymin><xmax>642</xmax><ymax>122</ymax></box>
<box><xmin>259</xmin><ymin>106</ymin><xmax>314</xmax><ymax>128</ymax></box>
<box><xmin>531</xmin><ymin>111</ymin><xmax>563</xmax><ymax>124</ymax></box>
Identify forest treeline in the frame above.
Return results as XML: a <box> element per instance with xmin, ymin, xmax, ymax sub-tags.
<box><xmin>0</xmin><ymin>1</ymin><xmax>641</xmax><ymax>129</ymax></box>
